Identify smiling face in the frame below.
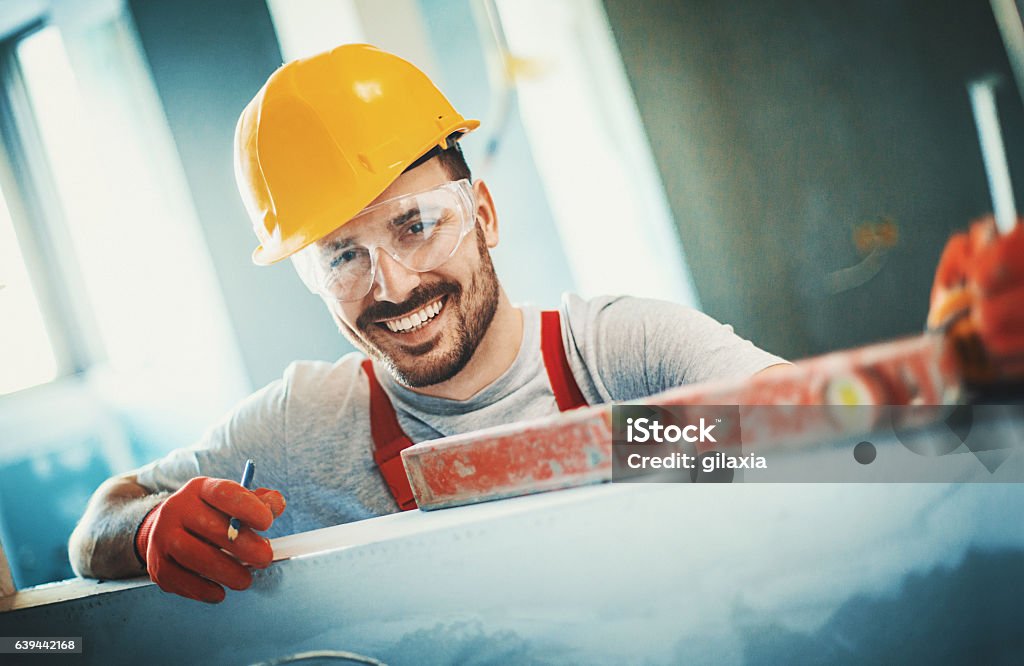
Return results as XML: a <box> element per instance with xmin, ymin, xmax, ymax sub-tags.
<box><xmin>321</xmin><ymin>159</ymin><xmax>502</xmax><ymax>387</ymax></box>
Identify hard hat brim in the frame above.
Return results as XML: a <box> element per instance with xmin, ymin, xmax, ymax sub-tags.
<box><xmin>250</xmin><ymin>119</ymin><xmax>480</xmax><ymax>266</ymax></box>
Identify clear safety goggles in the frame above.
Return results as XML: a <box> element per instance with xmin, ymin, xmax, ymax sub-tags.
<box><xmin>293</xmin><ymin>179</ymin><xmax>476</xmax><ymax>302</ymax></box>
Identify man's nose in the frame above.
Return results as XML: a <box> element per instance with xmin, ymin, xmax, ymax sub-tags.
<box><xmin>372</xmin><ymin>249</ymin><xmax>421</xmax><ymax>303</ymax></box>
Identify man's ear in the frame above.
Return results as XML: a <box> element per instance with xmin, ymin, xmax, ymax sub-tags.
<box><xmin>473</xmin><ymin>179</ymin><xmax>499</xmax><ymax>248</ymax></box>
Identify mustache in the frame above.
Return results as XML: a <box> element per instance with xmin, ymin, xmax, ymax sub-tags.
<box><xmin>357</xmin><ymin>281</ymin><xmax>460</xmax><ymax>330</ymax></box>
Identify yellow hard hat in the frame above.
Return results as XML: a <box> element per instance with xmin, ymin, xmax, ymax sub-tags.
<box><xmin>234</xmin><ymin>44</ymin><xmax>480</xmax><ymax>265</ymax></box>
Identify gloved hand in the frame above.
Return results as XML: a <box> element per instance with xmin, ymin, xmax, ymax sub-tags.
<box><xmin>928</xmin><ymin>216</ymin><xmax>1024</xmax><ymax>381</ymax></box>
<box><xmin>134</xmin><ymin>476</ymin><xmax>286</xmax><ymax>603</ymax></box>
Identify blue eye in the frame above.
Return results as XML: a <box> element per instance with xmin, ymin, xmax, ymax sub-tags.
<box><xmin>330</xmin><ymin>249</ymin><xmax>360</xmax><ymax>268</ymax></box>
<box><xmin>404</xmin><ymin>217</ymin><xmax>440</xmax><ymax>239</ymax></box>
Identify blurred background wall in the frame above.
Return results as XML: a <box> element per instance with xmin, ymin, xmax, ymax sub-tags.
<box><xmin>0</xmin><ymin>0</ymin><xmax>1021</xmax><ymax>587</ymax></box>
<box><xmin>603</xmin><ymin>0</ymin><xmax>1024</xmax><ymax>360</ymax></box>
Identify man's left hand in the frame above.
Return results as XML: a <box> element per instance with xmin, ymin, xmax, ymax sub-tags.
<box><xmin>928</xmin><ymin>217</ymin><xmax>1024</xmax><ymax>381</ymax></box>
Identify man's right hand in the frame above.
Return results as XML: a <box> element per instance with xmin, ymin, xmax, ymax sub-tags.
<box><xmin>134</xmin><ymin>476</ymin><xmax>285</xmax><ymax>603</ymax></box>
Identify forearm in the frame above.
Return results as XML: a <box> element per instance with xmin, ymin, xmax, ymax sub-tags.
<box><xmin>68</xmin><ymin>476</ymin><xmax>168</xmax><ymax>580</ymax></box>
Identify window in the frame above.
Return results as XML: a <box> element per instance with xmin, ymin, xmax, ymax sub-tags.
<box><xmin>493</xmin><ymin>0</ymin><xmax>700</xmax><ymax>305</ymax></box>
<box><xmin>0</xmin><ymin>16</ymin><xmax>247</xmax><ymax>410</ymax></box>
<box><xmin>0</xmin><ymin>176</ymin><xmax>57</xmax><ymax>394</ymax></box>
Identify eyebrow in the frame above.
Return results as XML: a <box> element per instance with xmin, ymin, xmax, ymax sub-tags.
<box><xmin>322</xmin><ymin>210</ymin><xmax>422</xmax><ymax>254</ymax></box>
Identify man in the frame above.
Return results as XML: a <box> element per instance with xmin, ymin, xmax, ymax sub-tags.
<box><xmin>69</xmin><ymin>44</ymin><xmax>1020</xmax><ymax>604</ymax></box>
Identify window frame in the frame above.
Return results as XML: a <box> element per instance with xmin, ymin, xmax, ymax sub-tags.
<box><xmin>0</xmin><ymin>19</ymin><xmax>105</xmax><ymax>386</ymax></box>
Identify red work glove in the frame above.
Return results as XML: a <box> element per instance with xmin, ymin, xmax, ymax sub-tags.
<box><xmin>134</xmin><ymin>477</ymin><xmax>286</xmax><ymax>603</ymax></box>
<box><xmin>928</xmin><ymin>216</ymin><xmax>1024</xmax><ymax>381</ymax></box>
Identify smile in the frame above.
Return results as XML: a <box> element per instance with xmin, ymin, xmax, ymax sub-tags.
<box><xmin>377</xmin><ymin>296</ymin><xmax>446</xmax><ymax>333</ymax></box>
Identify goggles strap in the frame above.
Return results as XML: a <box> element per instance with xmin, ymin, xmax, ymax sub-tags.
<box><xmin>403</xmin><ymin>134</ymin><xmax>464</xmax><ymax>173</ymax></box>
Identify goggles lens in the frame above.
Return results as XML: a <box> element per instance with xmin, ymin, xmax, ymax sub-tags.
<box><xmin>294</xmin><ymin>179</ymin><xmax>475</xmax><ymax>302</ymax></box>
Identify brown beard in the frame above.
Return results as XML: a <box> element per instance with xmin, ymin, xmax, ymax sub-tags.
<box><xmin>353</xmin><ymin>227</ymin><xmax>500</xmax><ymax>387</ymax></box>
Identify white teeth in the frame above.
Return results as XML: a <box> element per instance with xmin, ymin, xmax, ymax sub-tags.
<box><xmin>382</xmin><ymin>298</ymin><xmax>445</xmax><ymax>333</ymax></box>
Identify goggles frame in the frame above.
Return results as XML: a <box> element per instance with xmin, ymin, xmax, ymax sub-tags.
<box><xmin>294</xmin><ymin>178</ymin><xmax>476</xmax><ymax>302</ymax></box>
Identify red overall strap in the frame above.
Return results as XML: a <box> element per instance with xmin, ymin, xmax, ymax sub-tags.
<box><xmin>364</xmin><ymin>309</ymin><xmax>589</xmax><ymax>511</ymax></box>
<box><xmin>540</xmin><ymin>310</ymin><xmax>589</xmax><ymax>411</ymax></box>
<box><xmin>362</xmin><ymin>359</ymin><xmax>418</xmax><ymax>511</ymax></box>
